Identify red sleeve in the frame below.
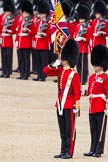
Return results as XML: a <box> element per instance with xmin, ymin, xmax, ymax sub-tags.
<box><xmin>85</xmin><ymin>25</ymin><xmax>93</xmax><ymax>42</ymax></box>
<box><xmin>28</xmin><ymin>20</ymin><xmax>35</xmax><ymax>35</ymax></box>
<box><xmin>104</xmin><ymin>76</ymin><xmax>108</xmax><ymax>99</ymax></box>
<box><xmin>43</xmin><ymin>65</ymin><xmax>63</xmax><ymax>76</ymax></box>
<box><xmin>72</xmin><ymin>72</ymin><xmax>81</xmax><ymax>101</ymax></box>
<box><xmin>68</xmin><ymin>21</ymin><xmax>76</xmax><ymax>38</ymax></box>
<box><xmin>43</xmin><ymin>65</ymin><xmax>58</xmax><ymax>76</ymax></box>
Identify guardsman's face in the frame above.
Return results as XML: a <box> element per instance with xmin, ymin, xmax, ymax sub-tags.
<box><xmin>22</xmin><ymin>11</ymin><xmax>30</xmax><ymax>19</ymax></box>
<box><xmin>93</xmin><ymin>66</ymin><xmax>104</xmax><ymax>73</ymax></box>
<box><xmin>38</xmin><ymin>13</ymin><xmax>47</xmax><ymax>20</ymax></box>
<box><xmin>61</xmin><ymin>60</ymin><xmax>69</xmax><ymax>67</ymax></box>
<box><xmin>33</xmin><ymin>10</ymin><xmax>38</xmax><ymax>16</ymax></box>
<box><xmin>5</xmin><ymin>11</ymin><xmax>12</xmax><ymax>17</ymax></box>
<box><xmin>95</xmin><ymin>13</ymin><xmax>102</xmax><ymax>19</ymax></box>
<box><xmin>79</xmin><ymin>19</ymin><xmax>86</xmax><ymax>23</ymax></box>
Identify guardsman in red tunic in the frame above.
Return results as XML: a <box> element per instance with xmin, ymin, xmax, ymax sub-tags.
<box><xmin>31</xmin><ymin>0</ymin><xmax>39</xmax><ymax>75</ymax></box>
<box><xmin>16</xmin><ymin>0</ymin><xmax>35</xmax><ymax>80</ymax></box>
<box><xmin>91</xmin><ymin>0</ymin><xmax>108</xmax><ymax>48</ymax></box>
<box><xmin>13</xmin><ymin>0</ymin><xmax>24</xmax><ymax>73</ymax></box>
<box><xmin>83</xmin><ymin>44</ymin><xmax>108</xmax><ymax>158</ymax></box>
<box><xmin>43</xmin><ymin>39</ymin><xmax>81</xmax><ymax>159</ymax></box>
<box><xmin>32</xmin><ymin>0</ymin><xmax>51</xmax><ymax>82</ymax></box>
<box><xmin>74</xmin><ymin>4</ymin><xmax>92</xmax><ymax>85</ymax></box>
<box><xmin>0</xmin><ymin>0</ymin><xmax>15</xmax><ymax>78</ymax></box>
<box><xmin>61</xmin><ymin>1</ymin><xmax>77</xmax><ymax>39</ymax></box>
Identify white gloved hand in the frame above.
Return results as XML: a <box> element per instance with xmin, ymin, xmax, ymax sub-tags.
<box><xmin>104</xmin><ymin>109</ymin><xmax>108</xmax><ymax>117</ymax></box>
<box><xmin>75</xmin><ymin>37</ymin><xmax>85</xmax><ymax>41</ymax></box>
<box><xmin>73</xmin><ymin>108</ymin><xmax>80</xmax><ymax>117</ymax></box>
<box><xmin>52</xmin><ymin>59</ymin><xmax>61</xmax><ymax>67</ymax></box>
<box><xmin>81</xmin><ymin>89</ymin><xmax>86</xmax><ymax>96</ymax></box>
<box><xmin>97</xmin><ymin>31</ymin><xmax>106</xmax><ymax>35</ymax></box>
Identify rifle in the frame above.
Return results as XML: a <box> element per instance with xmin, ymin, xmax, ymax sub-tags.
<box><xmin>78</xmin><ymin>21</ymin><xmax>89</xmax><ymax>37</ymax></box>
<box><xmin>67</xmin><ymin>3</ymin><xmax>79</xmax><ymax>23</ymax></box>
<box><xmin>40</xmin><ymin>15</ymin><xmax>50</xmax><ymax>33</ymax></box>
<box><xmin>23</xmin><ymin>15</ymin><xmax>33</xmax><ymax>28</ymax></box>
<box><xmin>4</xmin><ymin>14</ymin><xmax>15</xmax><ymax>29</ymax></box>
<box><xmin>97</xmin><ymin>17</ymin><xmax>106</xmax><ymax>32</ymax></box>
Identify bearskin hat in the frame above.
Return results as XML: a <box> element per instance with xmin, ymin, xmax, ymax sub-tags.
<box><xmin>33</xmin><ymin>0</ymin><xmax>39</xmax><ymax>11</ymax></box>
<box><xmin>3</xmin><ymin>0</ymin><xmax>15</xmax><ymax>13</ymax></box>
<box><xmin>61</xmin><ymin>39</ymin><xmax>79</xmax><ymax>68</ymax></box>
<box><xmin>61</xmin><ymin>2</ymin><xmax>71</xmax><ymax>17</ymax></box>
<box><xmin>22</xmin><ymin>0</ymin><xmax>33</xmax><ymax>15</ymax></box>
<box><xmin>78</xmin><ymin>0</ymin><xmax>90</xmax><ymax>11</ymax></box>
<box><xmin>91</xmin><ymin>44</ymin><xmax>108</xmax><ymax>71</ymax></box>
<box><xmin>77</xmin><ymin>4</ymin><xmax>90</xmax><ymax>21</ymax></box>
<box><xmin>15</xmin><ymin>0</ymin><xmax>24</xmax><ymax>10</ymax></box>
<box><xmin>37</xmin><ymin>0</ymin><xmax>50</xmax><ymax>16</ymax></box>
<box><xmin>62</xmin><ymin>0</ymin><xmax>74</xmax><ymax>8</ymax></box>
<box><xmin>94</xmin><ymin>0</ymin><xmax>106</xmax><ymax>17</ymax></box>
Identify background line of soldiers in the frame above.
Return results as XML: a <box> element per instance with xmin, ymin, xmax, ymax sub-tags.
<box><xmin>0</xmin><ymin>0</ymin><xmax>108</xmax><ymax>83</ymax></box>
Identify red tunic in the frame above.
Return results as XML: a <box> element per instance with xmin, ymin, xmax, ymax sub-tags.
<box><xmin>34</xmin><ymin>19</ymin><xmax>51</xmax><ymax>50</ymax></box>
<box><xmin>43</xmin><ymin>66</ymin><xmax>81</xmax><ymax>109</ymax></box>
<box><xmin>17</xmin><ymin>17</ymin><xmax>35</xmax><ymax>49</ymax></box>
<box><xmin>74</xmin><ymin>22</ymin><xmax>92</xmax><ymax>53</ymax></box>
<box><xmin>68</xmin><ymin>20</ymin><xmax>77</xmax><ymax>39</ymax></box>
<box><xmin>88</xmin><ymin>73</ymin><xmax>108</xmax><ymax>114</ymax></box>
<box><xmin>32</xmin><ymin>16</ymin><xmax>39</xmax><ymax>48</ymax></box>
<box><xmin>15</xmin><ymin>15</ymin><xmax>22</xmax><ymax>43</ymax></box>
<box><xmin>91</xmin><ymin>19</ymin><xmax>108</xmax><ymax>47</ymax></box>
<box><xmin>0</xmin><ymin>13</ymin><xmax>16</xmax><ymax>47</ymax></box>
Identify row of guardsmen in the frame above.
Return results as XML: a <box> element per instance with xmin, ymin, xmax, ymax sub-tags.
<box><xmin>0</xmin><ymin>0</ymin><xmax>108</xmax><ymax>83</ymax></box>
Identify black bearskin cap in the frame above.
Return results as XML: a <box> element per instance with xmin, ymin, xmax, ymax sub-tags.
<box><xmin>14</xmin><ymin>0</ymin><xmax>24</xmax><ymax>10</ymax></box>
<box><xmin>3</xmin><ymin>0</ymin><xmax>15</xmax><ymax>13</ymax></box>
<box><xmin>22</xmin><ymin>0</ymin><xmax>33</xmax><ymax>15</ymax></box>
<box><xmin>33</xmin><ymin>0</ymin><xmax>39</xmax><ymax>11</ymax></box>
<box><xmin>61</xmin><ymin>39</ymin><xmax>79</xmax><ymax>68</ymax></box>
<box><xmin>77</xmin><ymin>4</ymin><xmax>90</xmax><ymax>21</ymax></box>
<box><xmin>91</xmin><ymin>44</ymin><xmax>108</xmax><ymax>71</ymax></box>
<box><xmin>62</xmin><ymin>0</ymin><xmax>74</xmax><ymax>8</ymax></box>
<box><xmin>61</xmin><ymin>1</ymin><xmax>71</xmax><ymax>17</ymax></box>
<box><xmin>37</xmin><ymin>0</ymin><xmax>50</xmax><ymax>16</ymax></box>
<box><xmin>78</xmin><ymin>0</ymin><xmax>90</xmax><ymax>10</ymax></box>
<box><xmin>94</xmin><ymin>0</ymin><xmax>106</xmax><ymax>17</ymax></box>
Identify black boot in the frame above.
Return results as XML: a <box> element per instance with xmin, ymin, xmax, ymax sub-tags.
<box><xmin>0</xmin><ymin>73</ymin><xmax>4</xmax><ymax>78</ymax></box>
<box><xmin>92</xmin><ymin>153</ymin><xmax>101</xmax><ymax>158</ymax></box>
<box><xmin>83</xmin><ymin>152</ymin><xmax>94</xmax><ymax>156</ymax></box>
<box><xmin>54</xmin><ymin>153</ymin><xmax>64</xmax><ymax>158</ymax></box>
<box><xmin>61</xmin><ymin>152</ymin><xmax>72</xmax><ymax>159</ymax></box>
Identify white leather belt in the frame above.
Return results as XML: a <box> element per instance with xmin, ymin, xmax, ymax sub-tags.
<box><xmin>89</xmin><ymin>93</ymin><xmax>106</xmax><ymax>101</ymax></box>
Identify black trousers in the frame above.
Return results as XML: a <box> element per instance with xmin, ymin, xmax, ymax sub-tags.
<box><xmin>57</xmin><ymin>109</ymin><xmax>76</xmax><ymax>157</ymax></box>
<box><xmin>89</xmin><ymin>112</ymin><xmax>107</xmax><ymax>154</ymax></box>
<box><xmin>1</xmin><ymin>47</ymin><xmax>13</xmax><ymax>76</ymax></box>
<box><xmin>31</xmin><ymin>49</ymin><xmax>38</xmax><ymax>73</ymax></box>
<box><xmin>18</xmin><ymin>48</ymin><xmax>31</xmax><ymax>78</ymax></box>
<box><xmin>36</xmin><ymin>49</ymin><xmax>48</xmax><ymax>79</ymax></box>
<box><xmin>77</xmin><ymin>53</ymin><xmax>88</xmax><ymax>85</ymax></box>
<box><xmin>16</xmin><ymin>49</ymin><xmax>20</xmax><ymax>71</ymax></box>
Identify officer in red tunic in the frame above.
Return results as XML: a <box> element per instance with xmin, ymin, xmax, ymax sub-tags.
<box><xmin>74</xmin><ymin>4</ymin><xmax>92</xmax><ymax>85</ymax></box>
<box><xmin>91</xmin><ymin>0</ymin><xmax>108</xmax><ymax>48</ymax></box>
<box><xmin>32</xmin><ymin>0</ymin><xmax>51</xmax><ymax>82</ymax></box>
<box><xmin>83</xmin><ymin>44</ymin><xmax>108</xmax><ymax>158</ymax></box>
<box><xmin>0</xmin><ymin>0</ymin><xmax>15</xmax><ymax>78</ymax></box>
<box><xmin>43</xmin><ymin>39</ymin><xmax>81</xmax><ymax>159</ymax></box>
<box><xmin>16</xmin><ymin>0</ymin><xmax>35</xmax><ymax>80</ymax></box>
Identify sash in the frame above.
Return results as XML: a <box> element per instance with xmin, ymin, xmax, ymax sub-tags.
<box><xmin>58</xmin><ymin>70</ymin><xmax>75</xmax><ymax>115</ymax></box>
